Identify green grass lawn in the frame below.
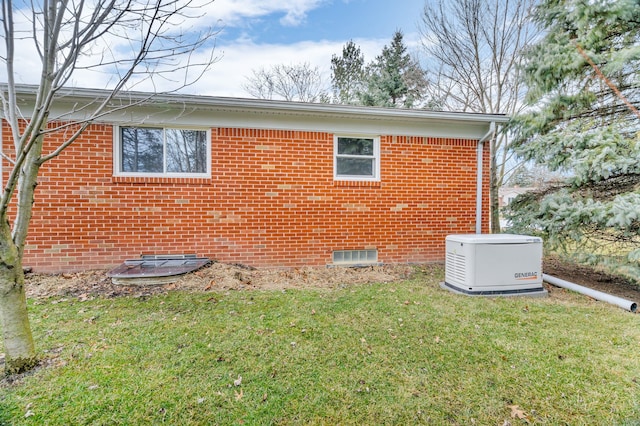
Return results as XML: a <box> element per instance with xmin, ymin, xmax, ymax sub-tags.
<box><xmin>1</xmin><ymin>266</ymin><xmax>639</xmax><ymax>425</ymax></box>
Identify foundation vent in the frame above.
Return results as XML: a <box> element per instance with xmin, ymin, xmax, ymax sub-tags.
<box><xmin>333</xmin><ymin>249</ymin><xmax>378</xmax><ymax>265</ymax></box>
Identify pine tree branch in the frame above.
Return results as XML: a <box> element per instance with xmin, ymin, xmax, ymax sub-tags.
<box><xmin>573</xmin><ymin>42</ymin><xmax>640</xmax><ymax>121</ymax></box>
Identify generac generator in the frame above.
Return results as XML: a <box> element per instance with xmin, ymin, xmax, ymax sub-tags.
<box><xmin>441</xmin><ymin>234</ymin><xmax>547</xmax><ymax>297</ymax></box>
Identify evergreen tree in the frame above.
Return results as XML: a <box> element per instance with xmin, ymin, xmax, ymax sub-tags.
<box><xmin>507</xmin><ymin>0</ymin><xmax>640</xmax><ymax>277</ymax></box>
<box><xmin>330</xmin><ymin>40</ymin><xmax>366</xmax><ymax>104</ymax></box>
<box><xmin>359</xmin><ymin>31</ymin><xmax>427</xmax><ymax>108</ymax></box>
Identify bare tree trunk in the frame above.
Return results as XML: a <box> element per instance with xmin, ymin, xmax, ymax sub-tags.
<box><xmin>0</xmin><ymin>133</ymin><xmax>42</xmax><ymax>375</ymax></box>
<box><xmin>0</xmin><ymin>222</ymin><xmax>36</xmax><ymax>375</ymax></box>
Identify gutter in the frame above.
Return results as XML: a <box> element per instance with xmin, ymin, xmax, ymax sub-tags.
<box><xmin>476</xmin><ymin>122</ymin><xmax>496</xmax><ymax>234</ymax></box>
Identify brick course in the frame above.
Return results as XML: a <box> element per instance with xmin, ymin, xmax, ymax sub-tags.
<box><xmin>3</xmin><ymin>121</ymin><xmax>490</xmax><ymax>272</ymax></box>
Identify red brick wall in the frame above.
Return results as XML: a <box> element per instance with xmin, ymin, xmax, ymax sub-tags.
<box><xmin>3</xmin><ymin>121</ymin><xmax>490</xmax><ymax>272</ymax></box>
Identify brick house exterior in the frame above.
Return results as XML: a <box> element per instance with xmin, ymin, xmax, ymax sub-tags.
<box><xmin>2</xmin><ymin>87</ymin><xmax>507</xmax><ymax>272</ymax></box>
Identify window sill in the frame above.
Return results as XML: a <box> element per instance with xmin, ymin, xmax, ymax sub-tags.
<box><xmin>333</xmin><ymin>180</ymin><xmax>381</xmax><ymax>188</ymax></box>
<box><xmin>112</xmin><ymin>176</ymin><xmax>212</xmax><ymax>185</ymax></box>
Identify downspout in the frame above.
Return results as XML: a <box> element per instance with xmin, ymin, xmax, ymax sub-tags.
<box><xmin>476</xmin><ymin>122</ymin><xmax>496</xmax><ymax>234</ymax></box>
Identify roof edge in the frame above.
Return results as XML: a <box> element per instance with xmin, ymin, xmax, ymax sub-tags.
<box><xmin>2</xmin><ymin>83</ymin><xmax>510</xmax><ymax>124</ymax></box>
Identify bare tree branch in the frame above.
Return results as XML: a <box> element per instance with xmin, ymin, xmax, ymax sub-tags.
<box><xmin>419</xmin><ymin>0</ymin><xmax>539</xmax><ymax>232</ymax></box>
<box><xmin>244</xmin><ymin>63</ymin><xmax>329</xmax><ymax>103</ymax></box>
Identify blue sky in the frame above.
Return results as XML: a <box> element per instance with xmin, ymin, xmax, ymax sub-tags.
<box><xmin>3</xmin><ymin>0</ymin><xmax>429</xmax><ymax>99</ymax></box>
<box><xmin>216</xmin><ymin>0</ymin><xmax>426</xmax><ymax>44</ymax></box>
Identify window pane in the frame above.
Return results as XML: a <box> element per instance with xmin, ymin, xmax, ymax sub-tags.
<box><xmin>337</xmin><ymin>158</ymin><xmax>374</xmax><ymax>176</ymax></box>
<box><xmin>121</xmin><ymin>127</ymin><xmax>163</xmax><ymax>173</ymax></box>
<box><xmin>165</xmin><ymin>129</ymin><xmax>208</xmax><ymax>173</ymax></box>
<box><xmin>337</xmin><ymin>138</ymin><xmax>374</xmax><ymax>155</ymax></box>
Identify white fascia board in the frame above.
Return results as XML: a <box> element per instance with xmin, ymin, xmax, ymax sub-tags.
<box><xmin>103</xmin><ymin>106</ymin><xmax>496</xmax><ymax>140</ymax></box>
<box><xmin>5</xmin><ymin>84</ymin><xmax>509</xmax><ymax>140</ymax></box>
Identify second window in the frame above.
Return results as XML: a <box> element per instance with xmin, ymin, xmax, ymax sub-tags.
<box><xmin>334</xmin><ymin>136</ymin><xmax>380</xmax><ymax>181</ymax></box>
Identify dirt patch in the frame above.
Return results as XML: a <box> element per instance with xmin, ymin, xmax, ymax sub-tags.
<box><xmin>24</xmin><ymin>262</ymin><xmax>418</xmax><ymax>300</ymax></box>
<box><xmin>543</xmin><ymin>256</ymin><xmax>640</xmax><ymax>302</ymax></box>
<box><xmin>24</xmin><ymin>258</ymin><xmax>640</xmax><ymax>306</ymax></box>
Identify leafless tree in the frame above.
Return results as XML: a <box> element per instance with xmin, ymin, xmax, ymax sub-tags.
<box><xmin>0</xmin><ymin>0</ymin><xmax>218</xmax><ymax>374</ymax></box>
<box><xmin>419</xmin><ymin>0</ymin><xmax>539</xmax><ymax>232</ymax></box>
<box><xmin>244</xmin><ymin>62</ymin><xmax>329</xmax><ymax>102</ymax></box>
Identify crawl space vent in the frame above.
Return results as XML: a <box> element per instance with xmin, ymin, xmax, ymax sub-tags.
<box><xmin>333</xmin><ymin>249</ymin><xmax>378</xmax><ymax>265</ymax></box>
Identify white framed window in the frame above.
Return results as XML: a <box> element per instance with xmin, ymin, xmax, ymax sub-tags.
<box><xmin>334</xmin><ymin>135</ymin><xmax>380</xmax><ymax>181</ymax></box>
<box><xmin>114</xmin><ymin>126</ymin><xmax>210</xmax><ymax>177</ymax></box>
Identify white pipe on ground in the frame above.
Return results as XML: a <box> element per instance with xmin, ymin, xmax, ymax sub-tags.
<box><xmin>543</xmin><ymin>274</ymin><xmax>637</xmax><ymax>313</ymax></box>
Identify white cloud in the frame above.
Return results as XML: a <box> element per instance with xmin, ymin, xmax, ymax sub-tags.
<box><xmin>181</xmin><ymin>36</ymin><xmax>388</xmax><ymax>98</ymax></box>
<box><xmin>194</xmin><ymin>0</ymin><xmax>328</xmax><ymax>27</ymax></box>
<box><xmin>1</xmin><ymin>27</ymin><xmax>391</xmax><ymax>99</ymax></box>
<box><xmin>1</xmin><ymin>1</ymin><xmax>414</xmax><ymax>100</ymax></box>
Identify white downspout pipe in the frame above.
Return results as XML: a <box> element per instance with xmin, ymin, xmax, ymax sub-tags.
<box><xmin>476</xmin><ymin>122</ymin><xmax>496</xmax><ymax>234</ymax></box>
<box><xmin>543</xmin><ymin>274</ymin><xmax>637</xmax><ymax>312</ymax></box>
